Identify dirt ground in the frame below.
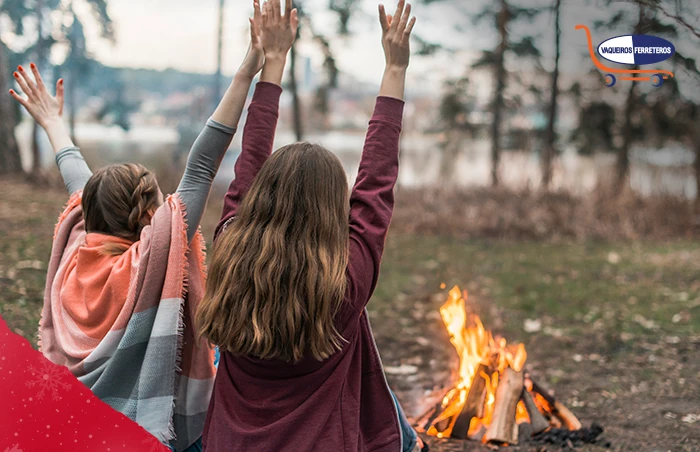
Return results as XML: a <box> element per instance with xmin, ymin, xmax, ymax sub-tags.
<box><xmin>1</xmin><ymin>177</ymin><xmax>699</xmax><ymax>451</ymax></box>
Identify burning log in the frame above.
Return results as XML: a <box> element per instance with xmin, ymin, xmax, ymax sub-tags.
<box><xmin>417</xmin><ymin>402</ymin><xmax>441</xmax><ymax>432</ymax></box>
<box><xmin>468</xmin><ymin>424</ymin><xmax>487</xmax><ymax>442</ymax></box>
<box><xmin>420</xmin><ymin>286</ymin><xmax>587</xmax><ymax>448</ymax></box>
<box><xmin>449</xmin><ymin>363</ymin><xmax>489</xmax><ymax>439</ymax></box>
<box><xmin>521</xmin><ymin>390</ymin><xmax>549</xmax><ymax>434</ymax></box>
<box><xmin>553</xmin><ymin>401</ymin><xmax>582</xmax><ymax>431</ymax></box>
<box><xmin>527</xmin><ymin>376</ymin><xmax>582</xmax><ymax>430</ymax></box>
<box><xmin>484</xmin><ymin>367</ymin><xmax>524</xmax><ymax>445</ymax></box>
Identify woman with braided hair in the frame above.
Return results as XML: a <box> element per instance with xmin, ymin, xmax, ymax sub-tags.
<box><xmin>7</xmin><ymin>3</ymin><xmax>267</xmax><ymax>450</ymax></box>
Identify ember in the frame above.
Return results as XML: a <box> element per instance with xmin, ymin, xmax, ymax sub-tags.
<box><xmin>416</xmin><ymin>286</ymin><xmax>584</xmax><ymax>446</ymax></box>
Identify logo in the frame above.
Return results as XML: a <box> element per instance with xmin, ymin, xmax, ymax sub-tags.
<box><xmin>597</xmin><ymin>35</ymin><xmax>675</xmax><ymax>65</ymax></box>
<box><xmin>575</xmin><ymin>25</ymin><xmax>674</xmax><ymax>88</ymax></box>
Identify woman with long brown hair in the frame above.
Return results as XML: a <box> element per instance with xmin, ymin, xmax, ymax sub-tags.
<box><xmin>7</xmin><ymin>4</ymin><xmax>267</xmax><ymax>450</ymax></box>
<box><xmin>197</xmin><ymin>1</ymin><xmax>425</xmax><ymax>450</ymax></box>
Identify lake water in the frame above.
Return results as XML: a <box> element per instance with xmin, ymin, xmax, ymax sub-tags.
<box><xmin>17</xmin><ymin>121</ymin><xmax>697</xmax><ymax>200</ymax></box>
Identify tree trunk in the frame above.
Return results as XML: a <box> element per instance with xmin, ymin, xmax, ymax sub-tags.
<box><xmin>0</xmin><ymin>36</ymin><xmax>23</xmax><ymax>174</ymax></box>
<box><xmin>693</xmin><ymin>123</ymin><xmax>700</xmax><ymax>218</ymax></box>
<box><xmin>31</xmin><ymin>0</ymin><xmax>46</xmax><ymax>177</ymax></box>
<box><xmin>289</xmin><ymin>42</ymin><xmax>303</xmax><ymax>141</ymax></box>
<box><xmin>617</xmin><ymin>5</ymin><xmax>646</xmax><ymax>192</ymax></box>
<box><xmin>617</xmin><ymin>75</ymin><xmax>637</xmax><ymax>191</ymax></box>
<box><xmin>542</xmin><ymin>0</ymin><xmax>561</xmax><ymax>189</ymax></box>
<box><xmin>490</xmin><ymin>0</ymin><xmax>509</xmax><ymax>187</ymax></box>
<box><xmin>214</xmin><ymin>0</ymin><xmax>225</xmax><ymax>105</ymax></box>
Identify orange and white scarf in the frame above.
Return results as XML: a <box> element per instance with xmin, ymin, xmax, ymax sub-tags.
<box><xmin>39</xmin><ymin>192</ymin><xmax>215</xmax><ymax>451</ymax></box>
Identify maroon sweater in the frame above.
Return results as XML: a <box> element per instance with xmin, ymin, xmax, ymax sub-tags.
<box><xmin>203</xmin><ymin>82</ymin><xmax>405</xmax><ymax>452</ymax></box>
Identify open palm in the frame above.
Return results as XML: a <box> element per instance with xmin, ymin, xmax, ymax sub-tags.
<box><xmin>9</xmin><ymin>64</ymin><xmax>64</xmax><ymax>128</ymax></box>
<box><xmin>239</xmin><ymin>0</ymin><xmax>265</xmax><ymax>79</ymax></box>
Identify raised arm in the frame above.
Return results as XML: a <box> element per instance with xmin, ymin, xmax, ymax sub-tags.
<box><xmin>215</xmin><ymin>0</ymin><xmax>299</xmax><ymax>240</ymax></box>
<box><xmin>346</xmin><ymin>0</ymin><xmax>415</xmax><ymax>312</ymax></box>
<box><xmin>10</xmin><ymin>65</ymin><xmax>92</xmax><ymax>194</ymax></box>
<box><xmin>176</xmin><ymin>1</ymin><xmax>266</xmax><ymax>242</ymax></box>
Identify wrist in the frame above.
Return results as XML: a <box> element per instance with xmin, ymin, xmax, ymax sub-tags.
<box><xmin>384</xmin><ymin>64</ymin><xmax>408</xmax><ymax>73</ymax></box>
<box><xmin>264</xmin><ymin>53</ymin><xmax>288</xmax><ymax>63</ymax></box>
<box><xmin>41</xmin><ymin>116</ymin><xmax>63</xmax><ymax>129</ymax></box>
<box><xmin>260</xmin><ymin>58</ymin><xmax>286</xmax><ymax>86</ymax></box>
<box><xmin>233</xmin><ymin>71</ymin><xmax>255</xmax><ymax>83</ymax></box>
<box><xmin>43</xmin><ymin>118</ymin><xmax>75</xmax><ymax>153</ymax></box>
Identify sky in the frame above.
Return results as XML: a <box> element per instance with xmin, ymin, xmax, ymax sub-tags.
<box><xmin>6</xmin><ymin>0</ymin><xmax>697</xmax><ymax>97</ymax></box>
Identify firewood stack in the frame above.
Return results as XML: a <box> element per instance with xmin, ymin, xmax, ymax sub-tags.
<box><xmin>415</xmin><ymin>286</ymin><xmax>582</xmax><ymax>447</ymax></box>
<box><xmin>416</xmin><ymin>370</ymin><xmax>582</xmax><ymax>446</ymax></box>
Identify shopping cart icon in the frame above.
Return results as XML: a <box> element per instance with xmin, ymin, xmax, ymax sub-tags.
<box><xmin>575</xmin><ymin>24</ymin><xmax>674</xmax><ymax>87</ymax></box>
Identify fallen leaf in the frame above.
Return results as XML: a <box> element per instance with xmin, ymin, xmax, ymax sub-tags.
<box><xmin>524</xmin><ymin>318</ymin><xmax>542</xmax><ymax>333</ymax></box>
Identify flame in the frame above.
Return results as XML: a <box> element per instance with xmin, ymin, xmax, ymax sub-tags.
<box><xmin>427</xmin><ymin>286</ymin><xmax>530</xmax><ymax>439</ymax></box>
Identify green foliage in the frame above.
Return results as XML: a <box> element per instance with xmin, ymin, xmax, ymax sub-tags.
<box><xmin>413</xmin><ymin>35</ymin><xmax>442</xmax><ymax>56</ymax></box>
<box><xmin>571</xmin><ymin>102</ymin><xmax>616</xmax><ymax>155</ymax></box>
<box><xmin>95</xmin><ymin>79</ymin><xmax>138</xmax><ymax>132</ymax></box>
<box><xmin>509</xmin><ymin>36</ymin><xmax>541</xmax><ymax>59</ymax></box>
<box><xmin>328</xmin><ymin>0</ymin><xmax>357</xmax><ymax>35</ymax></box>
<box><xmin>470</xmin><ymin>50</ymin><xmax>496</xmax><ymax>69</ymax></box>
<box><xmin>439</xmin><ymin>77</ymin><xmax>472</xmax><ymax>130</ymax></box>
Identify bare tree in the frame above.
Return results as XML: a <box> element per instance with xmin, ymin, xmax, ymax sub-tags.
<box><xmin>0</xmin><ymin>0</ymin><xmax>28</xmax><ymax>174</ymax></box>
<box><xmin>472</xmin><ymin>0</ymin><xmax>541</xmax><ymax>186</ymax></box>
<box><xmin>542</xmin><ymin>0</ymin><xmax>561</xmax><ymax>189</ymax></box>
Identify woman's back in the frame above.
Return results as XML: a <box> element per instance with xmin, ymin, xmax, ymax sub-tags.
<box><xmin>207</xmin><ymin>302</ymin><xmax>401</xmax><ymax>452</ymax></box>
<box><xmin>200</xmin><ymin>1</ymin><xmax>418</xmax><ymax>450</ymax></box>
<box><xmin>201</xmin><ymin>82</ymin><xmax>407</xmax><ymax>452</ymax></box>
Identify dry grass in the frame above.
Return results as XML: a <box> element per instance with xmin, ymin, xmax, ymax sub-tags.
<box><xmin>392</xmin><ymin>186</ymin><xmax>696</xmax><ymax>241</ymax></box>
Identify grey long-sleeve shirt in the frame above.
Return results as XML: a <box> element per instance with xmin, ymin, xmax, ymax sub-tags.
<box><xmin>55</xmin><ymin>118</ymin><xmax>236</xmax><ymax>242</ymax></box>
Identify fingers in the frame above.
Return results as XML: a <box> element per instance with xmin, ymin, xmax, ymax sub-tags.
<box><xmin>284</xmin><ymin>0</ymin><xmax>293</xmax><ymax>20</ymax></box>
<box><xmin>253</xmin><ymin>0</ymin><xmax>262</xmax><ymax>26</ymax></box>
<box><xmin>262</xmin><ymin>1</ymin><xmax>270</xmax><ymax>28</ymax></box>
<box><xmin>379</xmin><ymin>4</ymin><xmax>389</xmax><ymax>32</ymax></box>
<box><xmin>401</xmin><ymin>16</ymin><xmax>416</xmax><ymax>44</ymax></box>
<box><xmin>390</xmin><ymin>0</ymin><xmax>404</xmax><ymax>31</ymax></box>
<box><xmin>18</xmin><ymin>65</ymin><xmax>39</xmax><ymax>93</ymax></box>
<box><xmin>396</xmin><ymin>3</ymin><xmax>411</xmax><ymax>35</ymax></box>
<box><xmin>249</xmin><ymin>18</ymin><xmax>257</xmax><ymax>43</ymax></box>
<box><xmin>13</xmin><ymin>68</ymin><xmax>34</xmax><ymax>99</ymax></box>
<box><xmin>8</xmin><ymin>89</ymin><xmax>29</xmax><ymax>109</ymax></box>
<box><xmin>272</xmin><ymin>0</ymin><xmax>281</xmax><ymax>23</ymax></box>
<box><xmin>290</xmin><ymin>8</ymin><xmax>299</xmax><ymax>33</ymax></box>
<box><xmin>56</xmin><ymin>79</ymin><xmax>64</xmax><ymax>116</ymax></box>
<box><xmin>30</xmin><ymin>63</ymin><xmax>46</xmax><ymax>93</ymax></box>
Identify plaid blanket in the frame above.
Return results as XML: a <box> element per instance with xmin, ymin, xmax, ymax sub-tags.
<box><xmin>39</xmin><ymin>192</ymin><xmax>216</xmax><ymax>452</ymax></box>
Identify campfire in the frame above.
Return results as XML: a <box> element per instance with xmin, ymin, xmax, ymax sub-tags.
<box><xmin>416</xmin><ymin>286</ymin><xmax>582</xmax><ymax>446</ymax></box>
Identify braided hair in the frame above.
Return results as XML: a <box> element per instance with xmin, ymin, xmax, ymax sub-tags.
<box><xmin>82</xmin><ymin>163</ymin><xmax>162</xmax><ymax>255</ymax></box>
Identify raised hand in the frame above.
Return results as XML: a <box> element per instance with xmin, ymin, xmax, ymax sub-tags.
<box><xmin>9</xmin><ymin>64</ymin><xmax>64</xmax><ymax>129</ymax></box>
<box><xmin>261</xmin><ymin>0</ymin><xmax>298</xmax><ymax>60</ymax></box>
<box><xmin>377</xmin><ymin>0</ymin><xmax>416</xmax><ymax>100</ymax></box>
<box><xmin>8</xmin><ymin>63</ymin><xmax>74</xmax><ymax>152</ymax></box>
<box><xmin>238</xmin><ymin>0</ymin><xmax>265</xmax><ymax>79</ymax></box>
<box><xmin>379</xmin><ymin>0</ymin><xmax>416</xmax><ymax>69</ymax></box>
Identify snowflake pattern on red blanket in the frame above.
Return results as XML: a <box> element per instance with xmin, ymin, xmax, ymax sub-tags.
<box><xmin>25</xmin><ymin>361</ymin><xmax>71</xmax><ymax>401</ymax></box>
<box><xmin>0</xmin><ymin>315</ymin><xmax>170</xmax><ymax>451</ymax></box>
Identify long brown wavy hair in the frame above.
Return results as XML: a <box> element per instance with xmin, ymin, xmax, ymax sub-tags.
<box><xmin>197</xmin><ymin>142</ymin><xmax>350</xmax><ymax>362</ymax></box>
<box><xmin>82</xmin><ymin>163</ymin><xmax>162</xmax><ymax>255</ymax></box>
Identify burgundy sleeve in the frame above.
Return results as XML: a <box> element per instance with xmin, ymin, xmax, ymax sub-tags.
<box><xmin>346</xmin><ymin>96</ymin><xmax>404</xmax><ymax>312</ymax></box>
<box><xmin>214</xmin><ymin>81</ymin><xmax>283</xmax><ymax>241</ymax></box>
